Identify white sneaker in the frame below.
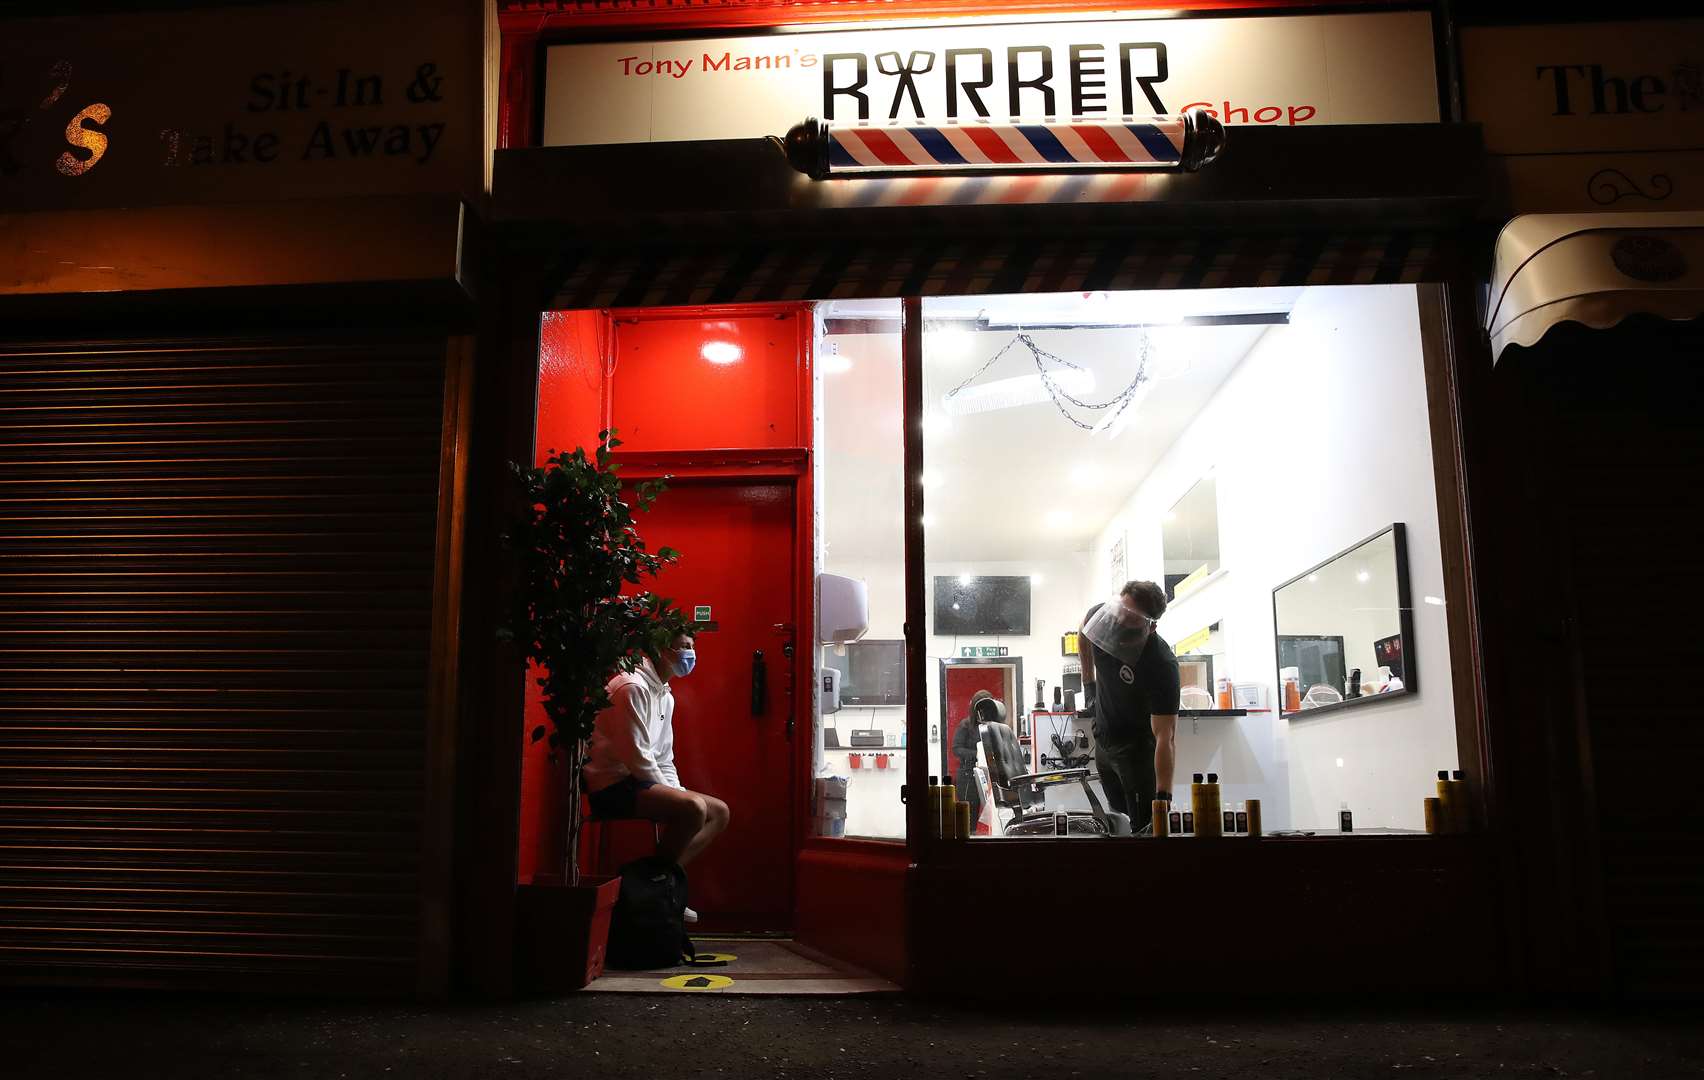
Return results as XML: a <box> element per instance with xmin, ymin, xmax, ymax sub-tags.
<box><xmin>683</xmin><ymin>906</ymin><xmax>700</xmax><ymax>924</ymax></box>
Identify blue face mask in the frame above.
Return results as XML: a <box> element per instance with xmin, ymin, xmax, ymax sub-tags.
<box><xmin>671</xmin><ymin>649</ymin><xmax>697</xmax><ymax>678</ymax></box>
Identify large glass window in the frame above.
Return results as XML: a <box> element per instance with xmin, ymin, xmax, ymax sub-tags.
<box><xmin>916</xmin><ymin>285</ymin><xmax>1461</xmax><ymax>838</ymax></box>
<box><xmin>813</xmin><ymin>301</ymin><xmax>906</xmax><ymax>840</ymax></box>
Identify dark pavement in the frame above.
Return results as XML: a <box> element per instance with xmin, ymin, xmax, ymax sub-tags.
<box><xmin>4</xmin><ymin>991</ymin><xmax>1703</xmax><ymax>1079</ymax></box>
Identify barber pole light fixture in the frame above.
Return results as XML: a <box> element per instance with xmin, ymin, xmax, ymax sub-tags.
<box><xmin>782</xmin><ymin>107</ymin><xmax>1225</xmax><ymax>180</ymax></box>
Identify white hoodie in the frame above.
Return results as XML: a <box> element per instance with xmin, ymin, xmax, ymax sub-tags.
<box><xmin>582</xmin><ymin>658</ymin><xmax>682</xmax><ymax>792</ymax></box>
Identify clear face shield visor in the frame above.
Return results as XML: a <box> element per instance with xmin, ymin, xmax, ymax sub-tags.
<box><xmin>1081</xmin><ymin>597</ymin><xmax>1157</xmax><ymax>668</ymax></box>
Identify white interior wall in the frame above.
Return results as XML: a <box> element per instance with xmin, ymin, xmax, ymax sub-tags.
<box><xmin>1089</xmin><ymin>285</ymin><xmax>1459</xmax><ymax>831</ymax></box>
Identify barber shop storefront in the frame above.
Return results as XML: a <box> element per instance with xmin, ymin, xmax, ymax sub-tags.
<box><xmin>471</xmin><ymin>0</ymin><xmax>1511</xmax><ymax>997</ymax></box>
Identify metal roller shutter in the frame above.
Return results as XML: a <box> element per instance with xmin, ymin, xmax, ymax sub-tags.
<box><xmin>0</xmin><ymin>338</ymin><xmax>447</xmax><ymax>992</ymax></box>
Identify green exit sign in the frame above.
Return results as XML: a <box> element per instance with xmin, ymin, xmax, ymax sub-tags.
<box><xmin>960</xmin><ymin>646</ymin><xmax>1010</xmax><ymax>658</ymax></box>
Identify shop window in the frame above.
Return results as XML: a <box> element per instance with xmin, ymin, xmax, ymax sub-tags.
<box><xmin>813</xmin><ymin>301</ymin><xmax>906</xmax><ymax>840</ymax></box>
<box><xmin>917</xmin><ymin>285</ymin><xmax>1462</xmax><ymax>839</ymax></box>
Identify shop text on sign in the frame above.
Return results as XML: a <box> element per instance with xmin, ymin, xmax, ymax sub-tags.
<box><xmin>0</xmin><ymin>57</ymin><xmax>448</xmax><ymax>183</ymax></box>
<box><xmin>544</xmin><ymin>11</ymin><xmax>1438</xmax><ymax>147</ymax></box>
<box><xmin>615</xmin><ymin>42</ymin><xmax>1317</xmax><ymax>126</ymax></box>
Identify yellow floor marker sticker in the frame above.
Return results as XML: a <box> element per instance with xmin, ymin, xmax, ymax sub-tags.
<box><xmin>692</xmin><ymin>952</ymin><xmax>737</xmax><ymax>964</ymax></box>
<box><xmin>661</xmin><ymin>973</ymin><xmax>734</xmax><ymax>991</ymax></box>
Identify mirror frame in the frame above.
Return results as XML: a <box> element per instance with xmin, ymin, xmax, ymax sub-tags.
<box><xmin>1271</xmin><ymin>522</ymin><xmax>1416</xmax><ymax>721</ymax></box>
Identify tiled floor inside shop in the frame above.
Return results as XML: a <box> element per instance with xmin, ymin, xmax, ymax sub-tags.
<box><xmin>584</xmin><ymin>938</ymin><xmax>898</xmax><ymax>995</ymax></box>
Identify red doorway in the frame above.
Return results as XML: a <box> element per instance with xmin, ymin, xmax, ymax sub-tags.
<box><xmin>521</xmin><ymin>304</ymin><xmax>814</xmax><ymax>935</ymax></box>
<box><xmin>627</xmin><ymin>479</ymin><xmax>799</xmax><ymax>931</ymax></box>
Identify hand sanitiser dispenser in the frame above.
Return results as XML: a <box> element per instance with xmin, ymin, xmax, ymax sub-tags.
<box><xmin>817</xmin><ymin>573</ymin><xmax>869</xmax><ymax>644</ymax></box>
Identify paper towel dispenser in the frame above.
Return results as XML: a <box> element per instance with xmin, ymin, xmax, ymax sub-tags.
<box><xmin>817</xmin><ymin>573</ymin><xmax>869</xmax><ymax>644</ymax></box>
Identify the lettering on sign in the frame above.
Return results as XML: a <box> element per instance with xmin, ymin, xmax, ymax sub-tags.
<box><xmin>0</xmin><ymin>59</ymin><xmax>111</xmax><ymax>179</ymax></box>
<box><xmin>162</xmin><ymin>62</ymin><xmax>447</xmax><ymax>167</ymax></box>
<box><xmin>820</xmin><ymin>42</ymin><xmax>1168</xmax><ymax>122</ymax></box>
<box><xmin>1535</xmin><ymin>61</ymin><xmax>1701</xmax><ymax>117</ymax></box>
<box><xmin>0</xmin><ymin>56</ymin><xmax>451</xmax><ymax>183</ymax></box>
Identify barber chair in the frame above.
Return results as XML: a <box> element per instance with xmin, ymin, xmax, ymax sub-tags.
<box><xmin>977</xmin><ymin>701</ymin><xmax>1131</xmax><ymax>837</ymax></box>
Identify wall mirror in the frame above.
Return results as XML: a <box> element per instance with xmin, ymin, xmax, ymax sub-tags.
<box><xmin>1174</xmin><ymin>620</ymin><xmax>1226</xmax><ymax>711</ymax></box>
<box><xmin>1273</xmin><ymin>523</ymin><xmax>1415</xmax><ymax>719</ymax></box>
<box><xmin>1163</xmin><ymin>476</ymin><xmax>1221</xmax><ymax>601</ymax></box>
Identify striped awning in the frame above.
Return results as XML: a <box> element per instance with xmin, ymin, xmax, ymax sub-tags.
<box><xmin>547</xmin><ymin>229</ymin><xmax>1450</xmax><ymax>310</ymax></box>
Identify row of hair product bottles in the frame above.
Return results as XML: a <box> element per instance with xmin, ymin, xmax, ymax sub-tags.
<box><xmin>927</xmin><ymin>775</ymin><xmax>974</xmax><ymax>839</ymax></box>
<box><xmin>1424</xmin><ymin>769</ymin><xmax>1474</xmax><ymax>834</ymax></box>
<box><xmin>1158</xmin><ymin>774</ymin><xmax>1263</xmax><ymax>837</ymax></box>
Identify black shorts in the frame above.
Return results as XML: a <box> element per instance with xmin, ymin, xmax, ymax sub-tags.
<box><xmin>587</xmin><ymin>776</ymin><xmax>656</xmax><ymax>821</ymax></box>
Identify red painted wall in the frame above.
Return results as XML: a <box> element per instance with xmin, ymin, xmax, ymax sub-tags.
<box><xmin>796</xmin><ymin>844</ymin><xmax>910</xmax><ymax>985</ymax></box>
<box><xmin>518</xmin><ymin>310</ymin><xmax>610</xmax><ymax>884</ymax></box>
<box><xmin>608</xmin><ymin>313</ymin><xmax>804</xmax><ymax>451</ymax></box>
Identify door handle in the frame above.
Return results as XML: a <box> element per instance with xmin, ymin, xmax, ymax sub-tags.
<box><xmin>751</xmin><ymin>649</ymin><xmax>768</xmax><ymax>716</ymax></box>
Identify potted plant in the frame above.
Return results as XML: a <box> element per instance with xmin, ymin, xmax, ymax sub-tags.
<box><xmin>506</xmin><ymin>430</ymin><xmax>690</xmax><ymax>992</ymax></box>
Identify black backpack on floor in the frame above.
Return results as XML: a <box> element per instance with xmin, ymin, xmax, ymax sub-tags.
<box><xmin>606</xmin><ymin>855</ymin><xmax>697</xmax><ymax>970</ymax></box>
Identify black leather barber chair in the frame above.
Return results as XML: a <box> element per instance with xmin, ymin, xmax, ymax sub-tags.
<box><xmin>977</xmin><ymin>700</ymin><xmax>1131</xmax><ymax>837</ymax></box>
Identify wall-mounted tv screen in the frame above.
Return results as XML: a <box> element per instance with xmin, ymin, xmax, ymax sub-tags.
<box><xmin>822</xmin><ymin>639</ymin><xmax>906</xmax><ymax>706</ymax></box>
<box><xmin>932</xmin><ymin>576</ymin><xmax>1032</xmax><ymax>636</ymax></box>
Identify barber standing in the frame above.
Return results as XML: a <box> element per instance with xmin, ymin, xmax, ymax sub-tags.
<box><xmin>1079</xmin><ymin>580</ymin><xmax>1181</xmax><ymax>834</ymax></box>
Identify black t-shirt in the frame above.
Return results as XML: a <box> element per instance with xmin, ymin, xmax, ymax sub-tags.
<box><xmin>1088</xmin><ymin>633</ymin><xmax>1181</xmax><ymax>752</ymax></box>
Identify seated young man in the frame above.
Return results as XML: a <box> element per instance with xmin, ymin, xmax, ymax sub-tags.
<box><xmin>583</xmin><ymin>631</ymin><xmax>730</xmax><ymax>921</ymax></box>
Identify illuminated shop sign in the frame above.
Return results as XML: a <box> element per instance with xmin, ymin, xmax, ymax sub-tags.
<box><xmin>543</xmin><ymin>10</ymin><xmax>1439</xmax><ymax>147</ymax></box>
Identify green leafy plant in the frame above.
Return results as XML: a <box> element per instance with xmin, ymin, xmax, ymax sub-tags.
<box><xmin>506</xmin><ymin>430</ymin><xmax>690</xmax><ymax>883</ymax></box>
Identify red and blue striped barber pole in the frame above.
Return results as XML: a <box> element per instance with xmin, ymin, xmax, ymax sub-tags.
<box><xmin>781</xmin><ymin>108</ymin><xmax>1224</xmax><ymax>180</ymax></box>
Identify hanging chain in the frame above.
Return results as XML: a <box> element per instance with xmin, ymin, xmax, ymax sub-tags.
<box><xmin>941</xmin><ymin>331</ymin><xmax>1151</xmax><ymax>432</ymax></box>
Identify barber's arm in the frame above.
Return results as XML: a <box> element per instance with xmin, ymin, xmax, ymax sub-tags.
<box><xmin>1151</xmin><ymin>712</ymin><xmax>1177</xmax><ymax>799</ymax></box>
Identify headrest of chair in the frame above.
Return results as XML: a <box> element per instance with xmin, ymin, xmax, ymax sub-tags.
<box><xmin>972</xmin><ymin>697</ymin><xmax>1007</xmax><ymax>725</ymax></box>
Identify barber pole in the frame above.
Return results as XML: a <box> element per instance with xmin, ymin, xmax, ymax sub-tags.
<box><xmin>782</xmin><ymin>107</ymin><xmax>1224</xmax><ymax>179</ymax></box>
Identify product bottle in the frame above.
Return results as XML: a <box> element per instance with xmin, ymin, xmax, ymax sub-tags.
<box><xmin>1235</xmin><ymin>803</ymin><xmax>1249</xmax><ymax>834</ymax></box>
<box><xmin>955</xmin><ymin>800</ymin><xmax>972</xmax><ymax>840</ymax></box>
<box><xmin>927</xmin><ymin>775</ymin><xmax>942</xmax><ymax>839</ymax></box>
<box><xmin>1151</xmin><ymin>800</ymin><xmax>1170</xmax><ymax>838</ymax></box>
<box><xmin>940</xmin><ymin>775</ymin><xmax>957</xmax><ymax>839</ymax></box>
<box><xmin>1245</xmin><ymin>798</ymin><xmax>1263</xmax><ymax>838</ymax></box>
<box><xmin>1195</xmin><ymin>772</ymin><xmax>1223</xmax><ymax>838</ymax></box>
<box><xmin>1284</xmin><ymin>678</ymin><xmax>1302</xmax><ymax>713</ymax></box>
<box><xmin>1435</xmin><ymin>769</ymin><xmax>1454</xmax><ymax>834</ymax></box>
<box><xmin>1181</xmin><ymin>808</ymin><xmax>1194</xmax><ymax>834</ymax></box>
<box><xmin>1223</xmin><ymin>806</ymin><xmax>1236</xmax><ymax>835</ymax></box>
<box><xmin>1216</xmin><ymin>678</ymin><xmax>1233</xmax><ymax>711</ymax></box>
<box><xmin>1339</xmin><ymin>801</ymin><xmax>1354</xmax><ymax>833</ymax></box>
<box><xmin>1423</xmin><ymin>796</ymin><xmax>1442</xmax><ymax>835</ymax></box>
<box><xmin>1169</xmin><ymin>805</ymin><xmax>1183</xmax><ymax>835</ymax></box>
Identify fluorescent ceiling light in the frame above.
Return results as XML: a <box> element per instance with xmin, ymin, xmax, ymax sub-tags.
<box><xmin>943</xmin><ymin>368</ymin><xmax>1095</xmax><ymax>417</ymax></box>
<box><xmin>701</xmin><ymin>341</ymin><xmax>742</xmax><ymax>365</ymax></box>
